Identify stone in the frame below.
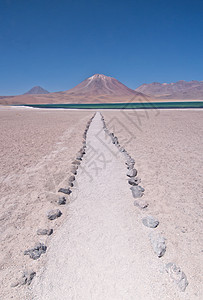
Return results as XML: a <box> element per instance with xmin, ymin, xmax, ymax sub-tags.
<box><xmin>127</xmin><ymin>163</ymin><xmax>135</xmax><ymax>170</ymax></box>
<box><xmin>11</xmin><ymin>270</ymin><xmax>36</xmax><ymax>287</ymax></box>
<box><xmin>71</xmin><ymin>165</ymin><xmax>78</xmax><ymax>174</ymax></box>
<box><xmin>127</xmin><ymin>169</ymin><xmax>137</xmax><ymax>177</ymax></box>
<box><xmin>11</xmin><ymin>281</ymin><xmax>20</xmax><ymax>288</ymax></box>
<box><xmin>128</xmin><ymin>177</ymin><xmax>141</xmax><ymax>186</ymax></box>
<box><xmin>80</xmin><ymin>148</ymin><xmax>85</xmax><ymax>155</ymax></box>
<box><xmin>72</xmin><ymin>160</ymin><xmax>80</xmax><ymax>166</ymax></box>
<box><xmin>126</xmin><ymin>157</ymin><xmax>134</xmax><ymax>165</ymax></box>
<box><xmin>58</xmin><ymin>196</ymin><xmax>66</xmax><ymax>205</ymax></box>
<box><xmin>130</xmin><ymin>185</ymin><xmax>144</xmax><ymax>198</ymax></box>
<box><xmin>128</xmin><ymin>178</ymin><xmax>137</xmax><ymax>185</ymax></box>
<box><xmin>68</xmin><ymin>175</ymin><xmax>75</xmax><ymax>183</ymax></box>
<box><xmin>142</xmin><ymin>216</ymin><xmax>159</xmax><ymax>228</ymax></box>
<box><xmin>165</xmin><ymin>263</ymin><xmax>189</xmax><ymax>292</ymax></box>
<box><xmin>47</xmin><ymin>209</ymin><xmax>62</xmax><ymax>220</ymax></box>
<box><xmin>112</xmin><ymin>137</ymin><xmax>118</xmax><ymax>145</ymax></box>
<box><xmin>22</xmin><ymin>270</ymin><xmax>36</xmax><ymax>285</ymax></box>
<box><xmin>24</xmin><ymin>243</ymin><xmax>47</xmax><ymax>260</ymax></box>
<box><xmin>58</xmin><ymin>188</ymin><xmax>71</xmax><ymax>195</ymax></box>
<box><xmin>76</xmin><ymin>153</ymin><xmax>82</xmax><ymax>161</ymax></box>
<box><xmin>37</xmin><ymin>229</ymin><xmax>53</xmax><ymax>235</ymax></box>
<box><xmin>126</xmin><ymin>158</ymin><xmax>135</xmax><ymax>165</ymax></box>
<box><xmin>149</xmin><ymin>232</ymin><xmax>166</xmax><ymax>257</ymax></box>
<box><xmin>134</xmin><ymin>199</ymin><xmax>148</xmax><ymax>209</ymax></box>
<box><xmin>68</xmin><ymin>175</ymin><xmax>75</xmax><ymax>187</ymax></box>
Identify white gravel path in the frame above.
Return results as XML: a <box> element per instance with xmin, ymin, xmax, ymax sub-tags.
<box><xmin>31</xmin><ymin>112</ymin><xmax>181</xmax><ymax>300</ymax></box>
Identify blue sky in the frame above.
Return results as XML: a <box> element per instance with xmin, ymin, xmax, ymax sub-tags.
<box><xmin>0</xmin><ymin>0</ymin><xmax>202</xmax><ymax>95</ymax></box>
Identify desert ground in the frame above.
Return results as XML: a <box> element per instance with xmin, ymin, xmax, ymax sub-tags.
<box><xmin>0</xmin><ymin>106</ymin><xmax>93</xmax><ymax>299</ymax></box>
<box><xmin>102</xmin><ymin>109</ymin><xmax>203</xmax><ymax>299</ymax></box>
<box><xmin>0</xmin><ymin>106</ymin><xmax>202</xmax><ymax>299</ymax></box>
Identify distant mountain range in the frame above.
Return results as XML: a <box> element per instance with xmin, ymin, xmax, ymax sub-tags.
<box><xmin>24</xmin><ymin>86</ymin><xmax>49</xmax><ymax>94</ymax></box>
<box><xmin>135</xmin><ymin>80</ymin><xmax>203</xmax><ymax>99</ymax></box>
<box><xmin>0</xmin><ymin>76</ymin><xmax>202</xmax><ymax>105</ymax></box>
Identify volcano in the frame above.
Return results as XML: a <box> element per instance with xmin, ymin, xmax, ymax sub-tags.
<box><xmin>24</xmin><ymin>86</ymin><xmax>49</xmax><ymax>94</ymax></box>
<box><xmin>64</xmin><ymin>74</ymin><xmax>141</xmax><ymax>96</ymax></box>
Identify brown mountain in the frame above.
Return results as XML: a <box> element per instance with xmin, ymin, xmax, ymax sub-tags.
<box><xmin>135</xmin><ymin>80</ymin><xmax>203</xmax><ymax>99</ymax></box>
<box><xmin>24</xmin><ymin>86</ymin><xmax>49</xmax><ymax>94</ymax></box>
<box><xmin>64</xmin><ymin>74</ymin><xmax>139</xmax><ymax>96</ymax></box>
<box><xmin>0</xmin><ymin>74</ymin><xmax>146</xmax><ymax>105</ymax></box>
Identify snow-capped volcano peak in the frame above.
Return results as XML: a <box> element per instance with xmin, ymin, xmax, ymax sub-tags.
<box><xmin>88</xmin><ymin>74</ymin><xmax>112</xmax><ymax>81</ymax></box>
<box><xmin>65</xmin><ymin>73</ymin><xmax>141</xmax><ymax>96</ymax></box>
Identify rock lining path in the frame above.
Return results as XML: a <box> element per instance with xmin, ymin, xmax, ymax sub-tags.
<box><xmin>32</xmin><ymin>112</ymin><xmax>180</xmax><ymax>300</ymax></box>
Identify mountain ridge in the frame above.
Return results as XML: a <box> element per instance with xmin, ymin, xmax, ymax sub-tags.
<box><xmin>135</xmin><ymin>80</ymin><xmax>203</xmax><ymax>99</ymax></box>
<box><xmin>1</xmin><ymin>76</ymin><xmax>202</xmax><ymax>105</ymax></box>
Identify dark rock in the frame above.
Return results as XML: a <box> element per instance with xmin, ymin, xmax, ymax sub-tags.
<box><xmin>112</xmin><ymin>137</ymin><xmax>118</xmax><ymax>145</ymax></box>
<box><xmin>128</xmin><ymin>177</ymin><xmax>141</xmax><ymax>186</ymax></box>
<box><xmin>58</xmin><ymin>196</ymin><xmax>66</xmax><ymax>205</ymax></box>
<box><xmin>37</xmin><ymin>229</ymin><xmax>53</xmax><ymax>235</ymax></box>
<box><xmin>142</xmin><ymin>216</ymin><xmax>159</xmax><ymax>228</ymax></box>
<box><xmin>130</xmin><ymin>185</ymin><xmax>144</xmax><ymax>198</ymax></box>
<box><xmin>76</xmin><ymin>154</ymin><xmax>82</xmax><ymax>161</ymax></box>
<box><xmin>149</xmin><ymin>232</ymin><xmax>166</xmax><ymax>257</ymax></box>
<box><xmin>24</xmin><ymin>243</ymin><xmax>47</xmax><ymax>260</ymax></box>
<box><xmin>47</xmin><ymin>209</ymin><xmax>62</xmax><ymax>220</ymax></box>
<box><xmin>127</xmin><ymin>169</ymin><xmax>137</xmax><ymax>177</ymax></box>
<box><xmin>165</xmin><ymin>263</ymin><xmax>189</xmax><ymax>292</ymax></box>
<box><xmin>58</xmin><ymin>188</ymin><xmax>71</xmax><ymax>195</ymax></box>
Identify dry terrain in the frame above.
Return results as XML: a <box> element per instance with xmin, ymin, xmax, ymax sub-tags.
<box><xmin>0</xmin><ymin>106</ymin><xmax>93</xmax><ymax>299</ymax></box>
<box><xmin>0</xmin><ymin>106</ymin><xmax>202</xmax><ymax>300</ymax></box>
<box><xmin>103</xmin><ymin>109</ymin><xmax>203</xmax><ymax>299</ymax></box>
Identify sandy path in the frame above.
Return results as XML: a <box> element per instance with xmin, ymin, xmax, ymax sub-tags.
<box><xmin>32</xmin><ymin>112</ymin><xmax>182</xmax><ymax>300</ymax></box>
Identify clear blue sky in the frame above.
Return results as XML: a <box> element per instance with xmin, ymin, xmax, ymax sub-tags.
<box><xmin>0</xmin><ymin>0</ymin><xmax>202</xmax><ymax>95</ymax></box>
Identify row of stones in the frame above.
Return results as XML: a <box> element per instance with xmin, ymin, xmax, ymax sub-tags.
<box><xmin>12</xmin><ymin>115</ymin><xmax>95</xmax><ymax>288</ymax></box>
<box><xmin>100</xmin><ymin>113</ymin><xmax>188</xmax><ymax>293</ymax></box>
